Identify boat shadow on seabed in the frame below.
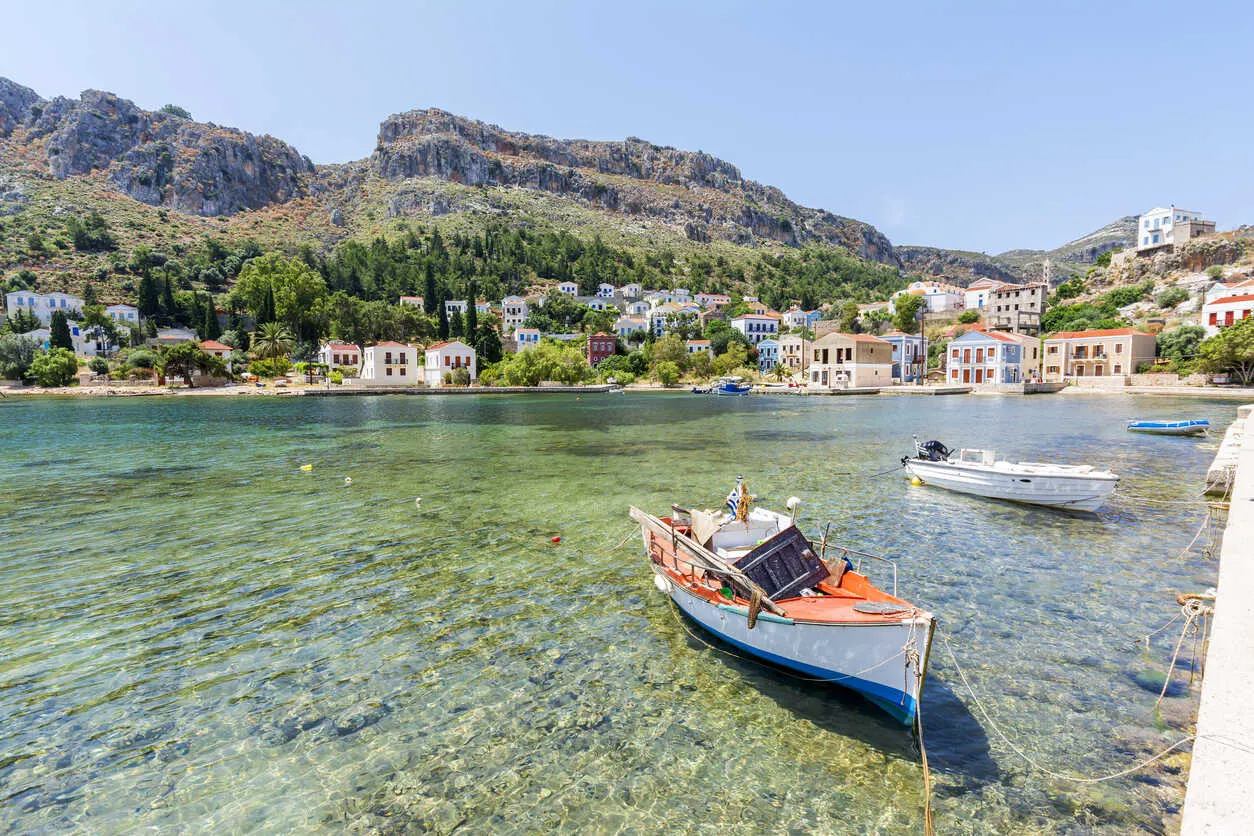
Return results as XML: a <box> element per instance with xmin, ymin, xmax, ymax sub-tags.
<box><xmin>665</xmin><ymin>607</ymin><xmax>1001</xmax><ymax>791</ymax></box>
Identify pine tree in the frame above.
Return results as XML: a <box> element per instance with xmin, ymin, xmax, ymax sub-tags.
<box><xmin>49</xmin><ymin>310</ymin><xmax>74</xmax><ymax>351</ymax></box>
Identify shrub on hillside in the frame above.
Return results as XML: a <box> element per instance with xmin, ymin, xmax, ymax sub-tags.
<box><xmin>1155</xmin><ymin>287</ymin><xmax>1190</xmax><ymax>309</ymax></box>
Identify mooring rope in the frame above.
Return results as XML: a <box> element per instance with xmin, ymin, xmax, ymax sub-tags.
<box><xmin>940</xmin><ymin>634</ymin><xmax>1195</xmax><ymax>784</ymax></box>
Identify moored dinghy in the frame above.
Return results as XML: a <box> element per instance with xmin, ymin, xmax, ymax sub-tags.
<box><xmin>631</xmin><ymin>478</ymin><xmax>934</xmax><ymax>725</ymax></box>
<box><xmin>903</xmin><ymin>436</ymin><xmax>1119</xmax><ymax>512</ymax></box>
<box><xmin>1127</xmin><ymin>419</ymin><xmax>1209</xmax><ymax>436</ymax></box>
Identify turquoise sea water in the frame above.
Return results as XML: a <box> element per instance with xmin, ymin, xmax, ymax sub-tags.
<box><xmin>0</xmin><ymin>392</ymin><xmax>1229</xmax><ymax>833</ymax></box>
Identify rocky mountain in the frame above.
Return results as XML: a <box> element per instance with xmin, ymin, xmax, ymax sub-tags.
<box><xmin>897</xmin><ymin>216</ymin><xmax>1139</xmax><ymax>285</ymax></box>
<box><xmin>352</xmin><ymin>108</ymin><xmax>898</xmax><ymax>262</ymax></box>
<box><xmin>895</xmin><ymin>246</ymin><xmax>1019</xmax><ymax>285</ymax></box>
<box><xmin>0</xmin><ymin>78</ymin><xmax>314</xmax><ymax>216</ymax></box>
<box><xmin>0</xmin><ymin>78</ymin><xmax>899</xmax><ymax>269</ymax></box>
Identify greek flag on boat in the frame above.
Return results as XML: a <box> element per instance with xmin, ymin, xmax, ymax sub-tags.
<box><xmin>726</xmin><ymin>477</ymin><xmax>744</xmax><ymax>517</ymax></box>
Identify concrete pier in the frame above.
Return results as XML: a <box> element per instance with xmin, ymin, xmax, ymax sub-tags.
<box><xmin>1181</xmin><ymin>404</ymin><xmax>1254</xmax><ymax>833</ymax></box>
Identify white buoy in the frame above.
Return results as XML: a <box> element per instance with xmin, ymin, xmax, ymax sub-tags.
<box><xmin>344</xmin><ymin>477</ymin><xmax>353</xmax><ymax>486</ymax></box>
<box><xmin>414</xmin><ymin>497</ymin><xmax>422</xmax><ymax>506</ymax></box>
<box><xmin>653</xmin><ymin>574</ymin><xmax>670</xmax><ymax>593</ymax></box>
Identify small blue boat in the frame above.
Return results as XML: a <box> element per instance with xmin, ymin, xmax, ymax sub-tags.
<box><xmin>1127</xmin><ymin>419</ymin><xmax>1209</xmax><ymax>436</ymax></box>
<box><xmin>713</xmin><ymin>376</ymin><xmax>752</xmax><ymax>396</ymax></box>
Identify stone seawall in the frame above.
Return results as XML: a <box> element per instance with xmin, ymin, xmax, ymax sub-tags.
<box><xmin>1181</xmin><ymin>404</ymin><xmax>1254</xmax><ymax>832</ymax></box>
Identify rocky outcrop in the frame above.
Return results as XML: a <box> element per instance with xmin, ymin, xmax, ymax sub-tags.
<box><xmin>369</xmin><ymin>108</ymin><xmax>899</xmax><ymax>265</ymax></box>
<box><xmin>896</xmin><ymin>245</ymin><xmax>1020</xmax><ymax>285</ymax></box>
<box><xmin>1</xmin><ymin>80</ymin><xmax>314</xmax><ymax>216</ymax></box>
<box><xmin>0</xmin><ymin>78</ymin><xmax>41</xmax><ymax>136</ymax></box>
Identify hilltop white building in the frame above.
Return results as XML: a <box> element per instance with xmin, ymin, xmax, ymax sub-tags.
<box><xmin>1136</xmin><ymin>206</ymin><xmax>1212</xmax><ymax>251</ymax></box>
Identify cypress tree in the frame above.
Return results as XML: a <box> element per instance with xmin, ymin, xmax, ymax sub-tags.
<box><xmin>465</xmin><ymin>280</ymin><xmax>478</xmax><ymax>338</ymax></box>
<box><xmin>437</xmin><ymin>296</ymin><xmax>450</xmax><ymax>341</ymax></box>
<box><xmin>138</xmin><ymin>273</ymin><xmax>161</xmax><ymax>318</ymax></box>
<box><xmin>203</xmin><ymin>296</ymin><xmax>222</xmax><ymax>340</ymax></box>
<box><xmin>261</xmin><ymin>283</ymin><xmax>276</xmax><ymax>324</ymax></box>
<box><xmin>83</xmin><ymin>281</ymin><xmax>98</xmax><ymax>307</ymax></box>
<box><xmin>450</xmin><ymin>306</ymin><xmax>463</xmax><ymax>338</ymax></box>
<box><xmin>423</xmin><ymin>266</ymin><xmax>437</xmax><ymax>316</ymax></box>
<box><xmin>49</xmin><ymin>310</ymin><xmax>74</xmax><ymax>351</ymax></box>
<box><xmin>160</xmin><ymin>275</ymin><xmax>176</xmax><ymax>320</ymax></box>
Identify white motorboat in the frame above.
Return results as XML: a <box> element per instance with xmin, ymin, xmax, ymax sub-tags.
<box><xmin>903</xmin><ymin>437</ymin><xmax>1119</xmax><ymax>513</ymax></box>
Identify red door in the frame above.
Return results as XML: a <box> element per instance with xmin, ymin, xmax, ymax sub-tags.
<box><xmin>975</xmin><ymin>368</ymin><xmax>983</xmax><ymax>383</ymax></box>
<box><xmin>962</xmin><ymin>369</ymin><xmax>970</xmax><ymax>383</ymax></box>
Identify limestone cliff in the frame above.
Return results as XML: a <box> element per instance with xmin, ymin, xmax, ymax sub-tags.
<box><xmin>0</xmin><ymin>81</ymin><xmax>314</xmax><ymax>216</ymax></box>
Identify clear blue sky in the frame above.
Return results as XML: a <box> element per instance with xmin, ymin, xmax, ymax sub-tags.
<box><xmin>4</xmin><ymin>0</ymin><xmax>1251</xmax><ymax>253</ymax></box>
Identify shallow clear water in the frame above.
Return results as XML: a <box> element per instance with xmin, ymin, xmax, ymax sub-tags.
<box><xmin>0</xmin><ymin>392</ymin><xmax>1229</xmax><ymax>833</ymax></box>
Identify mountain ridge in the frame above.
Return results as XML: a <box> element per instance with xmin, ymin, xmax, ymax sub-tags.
<box><xmin>0</xmin><ymin>76</ymin><xmax>1145</xmax><ymax>297</ymax></box>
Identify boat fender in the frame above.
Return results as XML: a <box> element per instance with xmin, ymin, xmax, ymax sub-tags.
<box><xmin>653</xmin><ymin>573</ymin><xmax>670</xmax><ymax>593</ymax></box>
<box><xmin>414</xmin><ymin>497</ymin><xmax>422</xmax><ymax>507</ymax></box>
<box><xmin>911</xmin><ymin>476</ymin><xmax>922</xmax><ymax>486</ymax></box>
<box><xmin>550</xmin><ymin>535</ymin><xmax>561</xmax><ymax>544</ymax></box>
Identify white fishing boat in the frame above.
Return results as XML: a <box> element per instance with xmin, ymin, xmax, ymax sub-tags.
<box><xmin>631</xmin><ymin>479</ymin><xmax>934</xmax><ymax>725</ymax></box>
<box><xmin>902</xmin><ymin>437</ymin><xmax>1119</xmax><ymax>513</ymax></box>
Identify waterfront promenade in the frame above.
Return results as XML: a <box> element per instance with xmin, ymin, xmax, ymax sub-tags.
<box><xmin>1182</xmin><ymin>404</ymin><xmax>1254</xmax><ymax>832</ymax></box>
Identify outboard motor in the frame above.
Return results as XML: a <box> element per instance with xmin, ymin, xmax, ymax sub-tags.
<box><xmin>918</xmin><ymin>440</ymin><xmax>951</xmax><ymax>462</ymax></box>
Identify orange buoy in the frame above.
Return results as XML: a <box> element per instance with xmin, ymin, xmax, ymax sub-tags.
<box><xmin>550</xmin><ymin>535</ymin><xmax>561</xmax><ymax>544</ymax></box>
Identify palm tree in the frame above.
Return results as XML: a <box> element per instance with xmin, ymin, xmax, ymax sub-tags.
<box><xmin>253</xmin><ymin>322</ymin><xmax>294</xmax><ymax>361</ymax></box>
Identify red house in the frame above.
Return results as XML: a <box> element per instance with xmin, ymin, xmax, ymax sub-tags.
<box><xmin>587</xmin><ymin>332</ymin><xmax>617</xmax><ymax>366</ymax></box>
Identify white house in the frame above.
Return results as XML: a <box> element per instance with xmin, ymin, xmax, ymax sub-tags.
<box><xmin>6</xmin><ymin>291</ymin><xmax>84</xmax><ymax>324</ymax></box>
<box><xmin>695</xmin><ymin>292</ymin><xmax>731</xmax><ymax>308</ymax></box>
<box><xmin>502</xmin><ymin>296</ymin><xmax>529</xmax><ymax>334</ymax></box>
<box><xmin>425</xmin><ymin>340</ymin><xmax>476</xmax><ymax>387</ymax></box>
<box><xmin>891</xmin><ymin>281</ymin><xmax>964</xmax><ymax>314</ymax></box>
<box><xmin>445</xmin><ymin>299</ymin><xmax>468</xmax><ymax>317</ymax></box>
<box><xmin>618</xmin><ymin>283</ymin><xmax>642</xmax><ymax>299</ymax></box>
<box><xmin>597</xmin><ymin>283</ymin><xmax>615</xmax><ymax>298</ymax></box>
<box><xmin>685</xmin><ymin>339</ymin><xmax>711</xmax><ymax>354</ymax></box>
<box><xmin>614</xmin><ymin>316</ymin><xmax>647</xmax><ymax>338</ymax></box>
<box><xmin>757</xmin><ymin>338</ymin><xmax>780</xmax><ymax>372</ymax></box>
<box><xmin>585</xmin><ymin>297</ymin><xmax>618</xmax><ymax>312</ymax></box>
<box><xmin>20</xmin><ymin>321</ymin><xmax>96</xmax><ymax>356</ymax></box>
<box><xmin>963</xmin><ymin>278</ymin><xmax>1009</xmax><ymax>311</ymax></box>
<box><xmin>1136</xmin><ymin>205</ymin><xmax>1207</xmax><ymax>251</ymax></box>
<box><xmin>514</xmin><ymin>328</ymin><xmax>542</xmax><ymax>349</ymax></box>
<box><xmin>781</xmin><ymin>307</ymin><xmax>820</xmax><ymax>330</ymax></box>
<box><xmin>624</xmin><ymin>300</ymin><xmax>650</xmax><ymax>316</ymax></box>
<box><xmin>1203</xmin><ymin>293</ymin><xmax>1254</xmax><ymax>336</ymax></box>
<box><xmin>475</xmin><ymin>301</ymin><xmax>491</xmax><ymax>315</ymax></box>
<box><xmin>318</xmin><ymin>341</ymin><xmax>361</xmax><ymax>368</ymax></box>
<box><xmin>105</xmin><ymin>303</ymin><xmax>140</xmax><ymax>326</ymax></box>
<box><xmin>399</xmin><ymin>295</ymin><xmax>424</xmax><ymax>308</ymax></box>
<box><xmin>730</xmin><ymin>312</ymin><xmax>780</xmax><ymax>345</ymax></box>
<box><xmin>361</xmin><ymin>341</ymin><xmax>419</xmax><ymax>384</ymax></box>
<box><xmin>672</xmin><ymin>288</ymin><xmax>692</xmax><ymax>302</ymax></box>
<box><xmin>557</xmin><ymin>281</ymin><xmax>579</xmax><ymax>296</ymax></box>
